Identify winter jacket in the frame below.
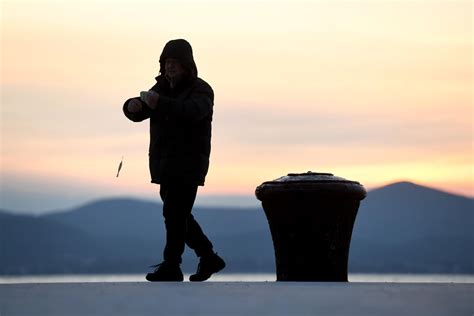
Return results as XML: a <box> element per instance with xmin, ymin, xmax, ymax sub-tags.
<box><xmin>123</xmin><ymin>39</ymin><xmax>214</xmax><ymax>186</ymax></box>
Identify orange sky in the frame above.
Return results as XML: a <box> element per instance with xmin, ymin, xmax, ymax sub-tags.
<box><xmin>1</xmin><ymin>0</ymin><xmax>472</xmax><ymax>211</ymax></box>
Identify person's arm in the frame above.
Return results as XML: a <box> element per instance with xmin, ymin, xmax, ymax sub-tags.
<box><xmin>142</xmin><ymin>82</ymin><xmax>214</xmax><ymax>122</ymax></box>
<box><xmin>123</xmin><ymin>97</ymin><xmax>151</xmax><ymax>122</ymax></box>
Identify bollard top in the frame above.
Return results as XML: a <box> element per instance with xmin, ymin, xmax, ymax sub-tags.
<box><xmin>255</xmin><ymin>171</ymin><xmax>367</xmax><ymax>201</ymax></box>
<box><xmin>283</xmin><ymin>171</ymin><xmax>342</xmax><ymax>181</ymax></box>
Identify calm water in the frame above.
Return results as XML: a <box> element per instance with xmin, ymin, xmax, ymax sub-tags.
<box><xmin>1</xmin><ymin>274</ymin><xmax>473</xmax><ymax>284</ymax></box>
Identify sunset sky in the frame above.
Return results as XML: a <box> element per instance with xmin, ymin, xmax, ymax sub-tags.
<box><xmin>1</xmin><ymin>0</ymin><xmax>472</xmax><ymax>212</ymax></box>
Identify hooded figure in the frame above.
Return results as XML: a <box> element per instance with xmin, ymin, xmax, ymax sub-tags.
<box><xmin>123</xmin><ymin>39</ymin><xmax>225</xmax><ymax>282</ymax></box>
<box><xmin>124</xmin><ymin>39</ymin><xmax>212</xmax><ymax>185</ymax></box>
<box><xmin>159</xmin><ymin>39</ymin><xmax>198</xmax><ymax>79</ymax></box>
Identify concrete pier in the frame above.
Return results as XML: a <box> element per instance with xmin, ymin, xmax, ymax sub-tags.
<box><xmin>1</xmin><ymin>282</ymin><xmax>473</xmax><ymax>315</ymax></box>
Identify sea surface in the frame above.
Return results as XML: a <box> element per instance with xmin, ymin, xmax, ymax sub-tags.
<box><xmin>1</xmin><ymin>273</ymin><xmax>473</xmax><ymax>284</ymax></box>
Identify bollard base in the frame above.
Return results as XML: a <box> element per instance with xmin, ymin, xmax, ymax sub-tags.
<box><xmin>263</xmin><ymin>196</ymin><xmax>359</xmax><ymax>282</ymax></box>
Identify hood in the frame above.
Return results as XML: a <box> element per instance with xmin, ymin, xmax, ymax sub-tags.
<box><xmin>159</xmin><ymin>39</ymin><xmax>198</xmax><ymax>79</ymax></box>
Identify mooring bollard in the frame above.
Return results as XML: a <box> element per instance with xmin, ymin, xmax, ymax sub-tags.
<box><xmin>255</xmin><ymin>171</ymin><xmax>367</xmax><ymax>281</ymax></box>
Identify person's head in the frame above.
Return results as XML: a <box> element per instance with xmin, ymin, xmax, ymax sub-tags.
<box><xmin>159</xmin><ymin>39</ymin><xmax>197</xmax><ymax>87</ymax></box>
<box><xmin>164</xmin><ymin>58</ymin><xmax>185</xmax><ymax>83</ymax></box>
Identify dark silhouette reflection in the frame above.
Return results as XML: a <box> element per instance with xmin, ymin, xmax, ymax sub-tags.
<box><xmin>123</xmin><ymin>39</ymin><xmax>225</xmax><ymax>282</ymax></box>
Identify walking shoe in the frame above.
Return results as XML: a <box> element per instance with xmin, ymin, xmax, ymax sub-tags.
<box><xmin>146</xmin><ymin>261</ymin><xmax>184</xmax><ymax>282</ymax></box>
<box><xmin>189</xmin><ymin>253</ymin><xmax>226</xmax><ymax>282</ymax></box>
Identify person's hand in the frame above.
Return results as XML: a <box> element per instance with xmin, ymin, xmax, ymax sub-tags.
<box><xmin>127</xmin><ymin>99</ymin><xmax>143</xmax><ymax>113</ymax></box>
<box><xmin>140</xmin><ymin>90</ymin><xmax>159</xmax><ymax>109</ymax></box>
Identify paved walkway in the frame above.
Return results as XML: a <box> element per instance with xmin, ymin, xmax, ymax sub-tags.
<box><xmin>1</xmin><ymin>282</ymin><xmax>473</xmax><ymax>315</ymax></box>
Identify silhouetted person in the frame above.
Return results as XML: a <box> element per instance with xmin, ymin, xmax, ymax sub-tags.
<box><xmin>123</xmin><ymin>39</ymin><xmax>225</xmax><ymax>282</ymax></box>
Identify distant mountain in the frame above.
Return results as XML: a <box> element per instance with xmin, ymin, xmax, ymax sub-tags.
<box><xmin>0</xmin><ymin>212</ymin><xmax>102</xmax><ymax>274</ymax></box>
<box><xmin>350</xmin><ymin>181</ymin><xmax>473</xmax><ymax>273</ymax></box>
<box><xmin>1</xmin><ymin>182</ymin><xmax>472</xmax><ymax>275</ymax></box>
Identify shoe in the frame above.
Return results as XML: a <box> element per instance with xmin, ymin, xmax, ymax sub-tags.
<box><xmin>189</xmin><ymin>253</ymin><xmax>226</xmax><ymax>282</ymax></box>
<box><xmin>146</xmin><ymin>261</ymin><xmax>184</xmax><ymax>282</ymax></box>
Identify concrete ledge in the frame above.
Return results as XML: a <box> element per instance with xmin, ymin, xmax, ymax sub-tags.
<box><xmin>1</xmin><ymin>282</ymin><xmax>473</xmax><ymax>316</ymax></box>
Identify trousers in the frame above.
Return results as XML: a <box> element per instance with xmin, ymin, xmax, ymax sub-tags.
<box><xmin>160</xmin><ymin>183</ymin><xmax>214</xmax><ymax>264</ymax></box>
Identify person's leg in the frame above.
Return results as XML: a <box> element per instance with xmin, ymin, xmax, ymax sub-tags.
<box><xmin>145</xmin><ymin>184</ymin><xmax>187</xmax><ymax>282</ymax></box>
<box><xmin>185</xmin><ymin>213</ymin><xmax>215</xmax><ymax>258</ymax></box>
<box><xmin>159</xmin><ymin>182</ymin><xmax>225</xmax><ymax>282</ymax></box>
<box><xmin>184</xmin><ymin>192</ymin><xmax>226</xmax><ymax>281</ymax></box>
<box><xmin>161</xmin><ymin>183</ymin><xmax>198</xmax><ymax>264</ymax></box>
